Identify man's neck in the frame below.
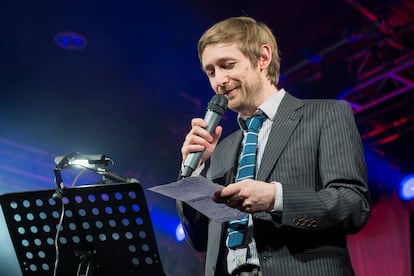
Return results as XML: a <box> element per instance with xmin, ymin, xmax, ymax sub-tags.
<box><xmin>240</xmin><ymin>84</ymin><xmax>279</xmax><ymax>117</ymax></box>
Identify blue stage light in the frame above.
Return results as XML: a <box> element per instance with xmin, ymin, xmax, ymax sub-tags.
<box><xmin>310</xmin><ymin>55</ymin><xmax>321</xmax><ymax>63</ymax></box>
<box><xmin>399</xmin><ymin>174</ymin><xmax>414</xmax><ymax>201</ymax></box>
<box><xmin>175</xmin><ymin>223</ymin><xmax>185</xmax><ymax>242</ymax></box>
<box><xmin>54</xmin><ymin>32</ymin><xmax>87</xmax><ymax>50</ymax></box>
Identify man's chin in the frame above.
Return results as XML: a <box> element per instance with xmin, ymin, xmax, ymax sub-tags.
<box><xmin>227</xmin><ymin>100</ymin><xmax>241</xmax><ymax>112</ymax></box>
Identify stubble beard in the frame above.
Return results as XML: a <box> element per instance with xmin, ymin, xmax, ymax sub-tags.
<box><xmin>228</xmin><ymin>77</ymin><xmax>263</xmax><ymax>115</ymax></box>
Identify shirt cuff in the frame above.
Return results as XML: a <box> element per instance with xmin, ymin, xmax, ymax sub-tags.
<box><xmin>180</xmin><ymin>162</ymin><xmax>205</xmax><ymax>176</ymax></box>
<box><xmin>192</xmin><ymin>163</ymin><xmax>204</xmax><ymax>176</ymax></box>
<box><xmin>269</xmin><ymin>181</ymin><xmax>283</xmax><ymax>212</ymax></box>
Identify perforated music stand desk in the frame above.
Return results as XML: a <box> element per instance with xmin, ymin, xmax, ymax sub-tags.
<box><xmin>0</xmin><ymin>182</ymin><xmax>165</xmax><ymax>276</ymax></box>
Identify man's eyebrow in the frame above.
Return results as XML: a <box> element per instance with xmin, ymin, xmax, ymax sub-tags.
<box><xmin>202</xmin><ymin>57</ymin><xmax>235</xmax><ymax>70</ymax></box>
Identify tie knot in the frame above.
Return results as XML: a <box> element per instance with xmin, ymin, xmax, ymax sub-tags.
<box><xmin>245</xmin><ymin>113</ymin><xmax>267</xmax><ymax>133</ymax></box>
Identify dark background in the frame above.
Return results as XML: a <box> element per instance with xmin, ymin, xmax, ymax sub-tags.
<box><xmin>1</xmin><ymin>0</ymin><xmax>413</xmax><ymax>275</ymax></box>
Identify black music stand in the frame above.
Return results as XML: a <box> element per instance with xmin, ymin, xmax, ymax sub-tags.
<box><xmin>0</xmin><ymin>182</ymin><xmax>165</xmax><ymax>276</ymax></box>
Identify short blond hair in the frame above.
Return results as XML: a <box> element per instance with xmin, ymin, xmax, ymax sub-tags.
<box><xmin>198</xmin><ymin>16</ymin><xmax>281</xmax><ymax>86</ymax></box>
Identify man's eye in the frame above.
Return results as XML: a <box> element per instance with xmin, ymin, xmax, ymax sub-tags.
<box><xmin>221</xmin><ymin>63</ymin><xmax>235</xmax><ymax>70</ymax></box>
<box><xmin>206</xmin><ymin>70</ymin><xmax>215</xmax><ymax>77</ymax></box>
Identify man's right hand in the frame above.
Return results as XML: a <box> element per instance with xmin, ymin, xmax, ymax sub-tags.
<box><xmin>181</xmin><ymin>117</ymin><xmax>223</xmax><ymax>168</ymax></box>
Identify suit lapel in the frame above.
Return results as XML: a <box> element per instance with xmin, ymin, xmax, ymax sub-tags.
<box><xmin>257</xmin><ymin>93</ymin><xmax>304</xmax><ymax>181</ymax></box>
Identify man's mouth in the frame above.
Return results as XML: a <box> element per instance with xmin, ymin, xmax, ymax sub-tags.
<box><xmin>227</xmin><ymin>87</ymin><xmax>240</xmax><ymax>97</ymax></box>
<box><xmin>222</xmin><ymin>86</ymin><xmax>237</xmax><ymax>95</ymax></box>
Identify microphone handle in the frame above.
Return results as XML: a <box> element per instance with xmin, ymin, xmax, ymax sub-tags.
<box><xmin>203</xmin><ymin>109</ymin><xmax>222</xmax><ymax>133</ymax></box>
<box><xmin>181</xmin><ymin>152</ymin><xmax>203</xmax><ymax>178</ymax></box>
<box><xmin>181</xmin><ymin>110</ymin><xmax>222</xmax><ymax>178</ymax></box>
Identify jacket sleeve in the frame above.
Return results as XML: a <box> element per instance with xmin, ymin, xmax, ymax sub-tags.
<box><xmin>277</xmin><ymin>100</ymin><xmax>371</xmax><ymax>233</ymax></box>
<box><xmin>176</xmin><ymin>200</ymin><xmax>209</xmax><ymax>251</ymax></box>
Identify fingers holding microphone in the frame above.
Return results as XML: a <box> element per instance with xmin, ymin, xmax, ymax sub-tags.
<box><xmin>181</xmin><ymin>118</ymin><xmax>222</xmax><ymax>165</ymax></box>
<box><xmin>181</xmin><ymin>94</ymin><xmax>228</xmax><ymax>178</ymax></box>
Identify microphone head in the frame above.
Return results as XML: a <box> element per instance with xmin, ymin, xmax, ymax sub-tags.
<box><xmin>207</xmin><ymin>94</ymin><xmax>228</xmax><ymax>116</ymax></box>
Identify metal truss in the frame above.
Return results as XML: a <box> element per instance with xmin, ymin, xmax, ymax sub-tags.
<box><xmin>282</xmin><ymin>0</ymin><xmax>414</xmax><ymax>156</ymax></box>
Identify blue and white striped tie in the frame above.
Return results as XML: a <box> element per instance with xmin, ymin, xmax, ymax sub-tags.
<box><xmin>226</xmin><ymin>112</ymin><xmax>267</xmax><ymax>249</ymax></box>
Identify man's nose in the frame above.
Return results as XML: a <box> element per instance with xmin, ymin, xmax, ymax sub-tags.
<box><xmin>214</xmin><ymin>69</ymin><xmax>229</xmax><ymax>88</ymax></box>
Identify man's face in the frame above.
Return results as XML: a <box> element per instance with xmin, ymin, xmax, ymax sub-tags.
<box><xmin>201</xmin><ymin>42</ymin><xmax>263</xmax><ymax>115</ymax></box>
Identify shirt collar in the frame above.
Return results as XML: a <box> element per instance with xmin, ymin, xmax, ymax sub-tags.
<box><xmin>237</xmin><ymin>88</ymin><xmax>286</xmax><ymax>130</ymax></box>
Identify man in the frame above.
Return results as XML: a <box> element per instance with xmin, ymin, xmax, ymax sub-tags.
<box><xmin>177</xmin><ymin>16</ymin><xmax>371</xmax><ymax>276</ymax></box>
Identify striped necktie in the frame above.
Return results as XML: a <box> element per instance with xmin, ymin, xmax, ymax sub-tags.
<box><xmin>226</xmin><ymin>112</ymin><xmax>267</xmax><ymax>249</ymax></box>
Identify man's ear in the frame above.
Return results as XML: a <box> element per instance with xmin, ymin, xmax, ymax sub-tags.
<box><xmin>258</xmin><ymin>44</ymin><xmax>272</xmax><ymax>71</ymax></box>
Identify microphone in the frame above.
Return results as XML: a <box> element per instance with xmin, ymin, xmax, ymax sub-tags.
<box><xmin>181</xmin><ymin>94</ymin><xmax>228</xmax><ymax>178</ymax></box>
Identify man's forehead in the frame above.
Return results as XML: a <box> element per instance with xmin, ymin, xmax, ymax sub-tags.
<box><xmin>201</xmin><ymin>42</ymin><xmax>241</xmax><ymax>65</ymax></box>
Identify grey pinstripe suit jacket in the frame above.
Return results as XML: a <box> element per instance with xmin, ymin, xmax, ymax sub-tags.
<box><xmin>177</xmin><ymin>92</ymin><xmax>371</xmax><ymax>276</ymax></box>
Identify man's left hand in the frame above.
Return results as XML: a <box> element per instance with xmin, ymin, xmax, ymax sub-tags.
<box><xmin>213</xmin><ymin>179</ymin><xmax>275</xmax><ymax>213</ymax></box>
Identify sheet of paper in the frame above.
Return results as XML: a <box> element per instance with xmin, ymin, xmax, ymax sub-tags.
<box><xmin>148</xmin><ymin>176</ymin><xmax>245</xmax><ymax>223</ymax></box>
